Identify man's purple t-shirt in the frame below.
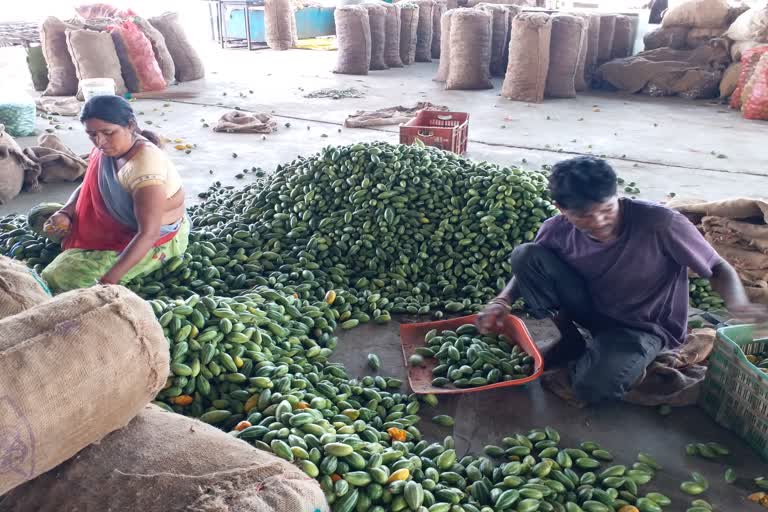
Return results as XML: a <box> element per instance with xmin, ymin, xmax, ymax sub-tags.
<box><xmin>534</xmin><ymin>198</ymin><xmax>722</xmax><ymax>348</ymax></box>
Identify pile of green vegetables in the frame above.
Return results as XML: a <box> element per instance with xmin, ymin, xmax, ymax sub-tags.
<box><xmin>0</xmin><ymin>142</ymin><xmax>730</xmax><ymax>511</ymax></box>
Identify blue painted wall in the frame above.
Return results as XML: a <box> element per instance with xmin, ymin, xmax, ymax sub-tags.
<box><xmin>228</xmin><ymin>7</ymin><xmax>336</xmax><ymax>42</ymax></box>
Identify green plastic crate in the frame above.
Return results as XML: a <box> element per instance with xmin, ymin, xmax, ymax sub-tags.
<box><xmin>699</xmin><ymin>324</ymin><xmax>768</xmax><ymax>460</ymax></box>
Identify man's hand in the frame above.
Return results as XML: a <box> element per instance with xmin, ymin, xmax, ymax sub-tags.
<box><xmin>728</xmin><ymin>302</ymin><xmax>768</xmax><ymax>325</ymax></box>
<box><xmin>477</xmin><ymin>302</ymin><xmax>509</xmax><ymax>334</ymax></box>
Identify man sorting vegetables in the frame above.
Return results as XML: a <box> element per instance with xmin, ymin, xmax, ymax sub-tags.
<box><xmin>478</xmin><ymin>156</ymin><xmax>767</xmax><ymax>404</ymax></box>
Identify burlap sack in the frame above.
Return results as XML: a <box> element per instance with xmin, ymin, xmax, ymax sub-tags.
<box><xmin>583</xmin><ymin>13</ymin><xmax>601</xmax><ymax>84</ymax></box>
<box><xmin>686</xmin><ymin>26</ymin><xmax>727</xmax><ymax>48</ymax></box>
<box><xmin>446</xmin><ymin>8</ymin><xmax>493</xmax><ymax>90</ymax></box>
<box><xmin>545</xmin><ymin>14</ymin><xmax>585</xmax><ymax>98</ymax></box>
<box><xmin>644</xmin><ymin>26</ymin><xmax>690</xmax><ymax>50</ymax></box>
<box><xmin>501</xmin><ymin>12</ymin><xmax>551</xmax><ymax>102</ymax></box>
<box><xmin>149</xmin><ymin>12</ymin><xmax>205</xmax><ymax>82</ymax></box>
<box><xmin>726</xmin><ymin>5</ymin><xmax>768</xmax><ymax>43</ymax></box>
<box><xmin>720</xmin><ymin>61</ymin><xmax>742</xmax><ymax>97</ymax></box>
<box><xmin>731</xmin><ymin>39</ymin><xmax>761</xmax><ymax>62</ymax></box>
<box><xmin>383</xmin><ymin>2</ymin><xmax>403</xmax><ymax>67</ymax></box>
<box><xmin>703</xmin><ymin>215</ymin><xmax>768</xmax><ymax>254</ymax></box>
<box><xmin>708</xmin><ymin>237</ymin><xmax>768</xmax><ymax>270</ymax></box>
<box><xmin>414</xmin><ymin>0</ymin><xmax>435</xmax><ymax>62</ymax></box>
<box><xmin>133</xmin><ymin>16</ymin><xmax>176</xmax><ymax>84</ymax></box>
<box><xmin>264</xmin><ymin>0</ymin><xmax>298</xmax><ymax>50</ymax></box>
<box><xmin>434</xmin><ymin>10</ymin><xmax>454</xmax><ymax>81</ymax></box>
<box><xmin>0</xmin><ymin>125</ymin><xmax>28</xmax><ymax>205</ymax></box>
<box><xmin>400</xmin><ymin>3</ymin><xmax>420</xmax><ymax>65</ymax></box>
<box><xmin>364</xmin><ymin>3</ymin><xmax>388</xmax><ymax>69</ymax></box>
<box><xmin>612</xmin><ymin>14</ymin><xmax>633</xmax><ymax>58</ymax></box>
<box><xmin>502</xmin><ymin>5</ymin><xmax>523</xmax><ymax>70</ymax></box>
<box><xmin>0</xmin><ymin>405</ymin><xmax>328</xmax><ymax>512</ymax></box>
<box><xmin>0</xmin><ymin>257</ymin><xmax>50</xmax><ymax>319</ymax></box>
<box><xmin>335</xmin><ymin>5</ymin><xmax>372</xmax><ymax>74</ymax></box>
<box><xmin>572</xmin><ymin>14</ymin><xmax>590</xmax><ymax>91</ymax></box>
<box><xmin>597</xmin><ymin>14</ymin><xmax>616</xmax><ymax>64</ymax></box>
<box><xmin>432</xmin><ymin>0</ymin><xmax>446</xmax><ymax>58</ymax></box>
<box><xmin>672</xmin><ymin>197</ymin><xmax>768</xmax><ymax>222</ymax></box>
<box><xmin>21</xmin><ymin>133</ymin><xmax>88</xmax><ymax>183</ymax></box>
<box><xmin>476</xmin><ymin>3</ymin><xmax>510</xmax><ymax>77</ymax></box>
<box><xmin>66</xmin><ymin>28</ymin><xmax>127</xmax><ymax>99</ymax></box>
<box><xmin>213</xmin><ymin>111</ymin><xmax>277</xmax><ymax>133</ymax></box>
<box><xmin>0</xmin><ymin>286</ymin><xmax>169</xmax><ymax>496</ymax></box>
<box><xmin>40</xmin><ymin>17</ymin><xmax>79</xmax><ymax>97</ymax></box>
<box><xmin>662</xmin><ymin>0</ymin><xmax>731</xmax><ymax>28</ymax></box>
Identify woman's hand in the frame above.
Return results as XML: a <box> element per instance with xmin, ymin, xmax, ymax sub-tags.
<box><xmin>477</xmin><ymin>301</ymin><xmax>509</xmax><ymax>334</ymax></box>
<box><xmin>43</xmin><ymin>211</ymin><xmax>72</xmax><ymax>238</ymax></box>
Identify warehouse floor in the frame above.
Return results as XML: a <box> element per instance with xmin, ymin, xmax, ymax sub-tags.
<box><xmin>2</xmin><ymin>42</ymin><xmax>767</xmax><ymax>509</ymax></box>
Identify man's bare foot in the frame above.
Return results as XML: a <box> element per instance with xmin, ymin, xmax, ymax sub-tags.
<box><xmin>541</xmin><ymin>368</ymin><xmax>587</xmax><ymax>408</ymax></box>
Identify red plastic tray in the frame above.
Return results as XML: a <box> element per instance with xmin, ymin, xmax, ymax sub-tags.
<box><xmin>399</xmin><ymin>111</ymin><xmax>469</xmax><ymax>155</ymax></box>
<box><xmin>399</xmin><ymin>314</ymin><xmax>544</xmax><ymax>395</ymax></box>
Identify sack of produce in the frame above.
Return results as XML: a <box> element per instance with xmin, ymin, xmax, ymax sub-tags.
<box><xmin>26</xmin><ymin>46</ymin><xmax>49</xmax><ymax>92</ymax></box>
<box><xmin>0</xmin><ymin>98</ymin><xmax>36</xmax><ymax>138</ymax></box>
<box><xmin>662</xmin><ymin>0</ymin><xmax>730</xmax><ymax>28</ymax></box>
<box><xmin>572</xmin><ymin>13</ymin><xmax>590</xmax><ymax>91</ymax></box>
<box><xmin>545</xmin><ymin>14</ymin><xmax>585</xmax><ymax>99</ymax></box>
<box><xmin>686</xmin><ymin>26</ymin><xmax>727</xmax><ymax>48</ymax></box>
<box><xmin>726</xmin><ymin>5</ymin><xmax>768</xmax><ymax>43</ymax></box>
<box><xmin>731</xmin><ymin>40</ymin><xmax>761</xmax><ymax>62</ymax></box>
<box><xmin>597</xmin><ymin>14</ymin><xmax>616</xmax><ymax>64</ymax></box>
<box><xmin>501</xmin><ymin>12</ymin><xmax>552</xmax><ymax>102</ymax></box>
<box><xmin>476</xmin><ymin>3</ymin><xmax>510</xmax><ymax>77</ymax></box>
<box><xmin>264</xmin><ymin>0</ymin><xmax>298</xmax><ymax>50</ymax></box>
<box><xmin>149</xmin><ymin>12</ymin><xmax>205</xmax><ymax>82</ymax></box>
<box><xmin>65</xmin><ymin>28</ymin><xmax>128</xmax><ymax>99</ymax></box>
<box><xmin>0</xmin><ymin>125</ymin><xmax>28</xmax><ymax>205</ymax></box>
<box><xmin>731</xmin><ymin>46</ymin><xmax>768</xmax><ymax>109</ymax></box>
<box><xmin>0</xmin><ymin>285</ymin><xmax>169</xmax><ymax>496</ymax></box>
<box><xmin>433</xmin><ymin>9</ymin><xmax>455</xmax><ymax>81</ymax></box>
<box><xmin>720</xmin><ymin>61</ymin><xmax>742</xmax><ymax>98</ymax></box>
<box><xmin>611</xmin><ymin>14</ymin><xmax>633</xmax><ymax>58</ymax></box>
<box><xmin>40</xmin><ymin>17</ymin><xmax>79</xmax><ymax>97</ymax></box>
<box><xmin>502</xmin><ymin>5</ymin><xmax>523</xmax><ymax>70</ymax></box>
<box><xmin>743</xmin><ymin>53</ymin><xmax>768</xmax><ymax>120</ymax></box>
<box><xmin>644</xmin><ymin>26</ymin><xmax>689</xmax><ymax>50</ymax></box>
<box><xmin>432</xmin><ymin>0</ymin><xmax>446</xmax><ymax>58</ymax></box>
<box><xmin>414</xmin><ymin>0</ymin><xmax>435</xmax><ymax>62</ymax></box>
<box><xmin>582</xmin><ymin>13</ymin><xmax>601</xmax><ymax>83</ymax></box>
<box><xmin>399</xmin><ymin>2</ymin><xmax>420</xmax><ymax>65</ymax></box>
<box><xmin>335</xmin><ymin>5</ymin><xmax>372</xmax><ymax>74</ymax></box>
<box><xmin>382</xmin><ymin>2</ymin><xmax>403</xmax><ymax>67</ymax></box>
<box><xmin>132</xmin><ymin>16</ymin><xmax>176</xmax><ymax>84</ymax></box>
<box><xmin>0</xmin><ymin>404</ymin><xmax>328</xmax><ymax>512</ymax></box>
<box><xmin>364</xmin><ymin>3</ymin><xmax>388</xmax><ymax>70</ymax></box>
<box><xmin>0</xmin><ymin>256</ymin><xmax>50</xmax><ymax>318</ymax></box>
<box><xmin>446</xmin><ymin>8</ymin><xmax>493</xmax><ymax>90</ymax></box>
<box><xmin>109</xmin><ymin>20</ymin><xmax>167</xmax><ymax>92</ymax></box>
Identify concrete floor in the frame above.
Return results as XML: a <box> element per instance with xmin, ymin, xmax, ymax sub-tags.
<box><xmin>2</xmin><ymin>40</ymin><xmax>767</xmax><ymax>509</ymax></box>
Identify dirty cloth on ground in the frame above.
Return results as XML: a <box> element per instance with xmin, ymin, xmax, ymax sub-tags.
<box><xmin>623</xmin><ymin>327</ymin><xmax>715</xmax><ymax>407</ymax></box>
<box><xmin>213</xmin><ymin>111</ymin><xmax>278</xmax><ymax>134</ymax></box>
<box><xmin>22</xmin><ymin>134</ymin><xmax>88</xmax><ymax>183</ymax></box>
<box><xmin>35</xmin><ymin>96</ymin><xmax>82</xmax><ymax>116</ymax></box>
<box><xmin>344</xmin><ymin>102</ymin><xmax>450</xmax><ymax>128</ymax></box>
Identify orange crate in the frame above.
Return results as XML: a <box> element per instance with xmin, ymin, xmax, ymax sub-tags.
<box><xmin>400</xmin><ymin>314</ymin><xmax>544</xmax><ymax>395</ymax></box>
<box><xmin>399</xmin><ymin>111</ymin><xmax>469</xmax><ymax>154</ymax></box>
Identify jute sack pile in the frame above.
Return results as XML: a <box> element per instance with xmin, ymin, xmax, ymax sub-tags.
<box><xmin>414</xmin><ymin>0</ymin><xmax>435</xmax><ymax>62</ymax></box>
<box><xmin>399</xmin><ymin>2</ymin><xmax>420</xmax><ymax>65</ymax></box>
<box><xmin>40</xmin><ymin>17</ymin><xmax>79</xmax><ymax>96</ymax></box>
<box><xmin>364</xmin><ymin>3</ymin><xmax>388</xmax><ymax>70</ymax></box>
<box><xmin>432</xmin><ymin>0</ymin><xmax>446</xmax><ymax>59</ymax></box>
<box><xmin>662</xmin><ymin>0</ymin><xmax>731</xmax><ymax>29</ymax></box>
<box><xmin>149</xmin><ymin>12</ymin><xmax>205</xmax><ymax>82</ymax></box>
<box><xmin>725</xmin><ymin>5</ymin><xmax>768</xmax><ymax>61</ymax></box>
<box><xmin>582</xmin><ymin>13</ymin><xmax>601</xmax><ymax>84</ymax></box>
<box><xmin>0</xmin><ymin>125</ymin><xmax>28</xmax><ymax>205</ymax></box>
<box><xmin>686</xmin><ymin>27</ymin><xmax>728</xmax><ymax>48</ymax></box>
<box><xmin>476</xmin><ymin>3</ymin><xmax>511</xmax><ymax>77</ymax></box>
<box><xmin>502</xmin><ymin>5</ymin><xmax>523</xmax><ymax>72</ymax></box>
<box><xmin>611</xmin><ymin>14</ymin><xmax>633</xmax><ymax>58</ymax></box>
<box><xmin>334</xmin><ymin>5</ymin><xmax>372</xmax><ymax>75</ymax></box>
<box><xmin>597</xmin><ymin>14</ymin><xmax>616</xmax><ymax>64</ymax></box>
<box><xmin>133</xmin><ymin>16</ymin><xmax>176</xmax><ymax>84</ymax></box>
<box><xmin>571</xmin><ymin>13</ymin><xmax>592</xmax><ymax>91</ymax></box>
<box><xmin>0</xmin><ymin>256</ymin><xmax>50</xmax><ymax>318</ymax></box>
<box><xmin>446</xmin><ymin>8</ymin><xmax>493</xmax><ymax>90</ymax></box>
<box><xmin>264</xmin><ymin>0</ymin><xmax>298</xmax><ymax>50</ymax></box>
<box><xmin>66</xmin><ymin>28</ymin><xmax>128</xmax><ymax>100</ymax></box>
<box><xmin>0</xmin><ymin>405</ymin><xmax>329</xmax><ymax>512</ymax></box>
<box><xmin>501</xmin><ymin>12</ymin><xmax>552</xmax><ymax>102</ymax></box>
<box><xmin>644</xmin><ymin>26</ymin><xmax>690</xmax><ymax>50</ymax></box>
<box><xmin>433</xmin><ymin>9</ymin><xmax>455</xmax><ymax>81</ymax></box>
<box><xmin>382</xmin><ymin>2</ymin><xmax>404</xmax><ymax>67</ymax></box>
<box><xmin>719</xmin><ymin>61</ymin><xmax>742</xmax><ymax>98</ymax></box>
<box><xmin>545</xmin><ymin>14</ymin><xmax>585</xmax><ymax>98</ymax></box>
<box><xmin>0</xmin><ymin>285</ymin><xmax>169</xmax><ymax>496</ymax></box>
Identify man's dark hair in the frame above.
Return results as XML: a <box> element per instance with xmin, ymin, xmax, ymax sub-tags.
<box><xmin>548</xmin><ymin>156</ymin><xmax>617</xmax><ymax>211</ymax></box>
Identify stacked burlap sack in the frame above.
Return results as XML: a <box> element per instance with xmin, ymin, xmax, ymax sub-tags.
<box><xmin>0</xmin><ymin>269</ymin><xmax>327</xmax><ymax>511</ymax></box>
<box><xmin>40</xmin><ymin>9</ymin><xmax>204</xmax><ymax>97</ymax></box>
<box><xmin>0</xmin><ymin>124</ymin><xmax>39</xmax><ymax>205</ymax></box>
<box><xmin>644</xmin><ymin>0</ymin><xmax>746</xmax><ymax>51</ymax></box>
<box><xmin>672</xmin><ymin>199</ymin><xmax>768</xmax><ymax>305</ymax></box>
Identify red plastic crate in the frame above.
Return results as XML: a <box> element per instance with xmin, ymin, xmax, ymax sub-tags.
<box><xmin>399</xmin><ymin>111</ymin><xmax>469</xmax><ymax>154</ymax></box>
<box><xmin>399</xmin><ymin>314</ymin><xmax>544</xmax><ymax>395</ymax></box>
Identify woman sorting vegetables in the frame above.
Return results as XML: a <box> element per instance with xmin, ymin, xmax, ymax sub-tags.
<box><xmin>41</xmin><ymin>95</ymin><xmax>188</xmax><ymax>293</ymax></box>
